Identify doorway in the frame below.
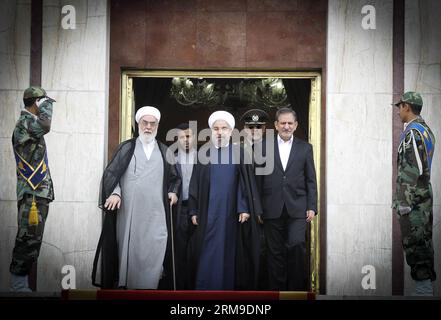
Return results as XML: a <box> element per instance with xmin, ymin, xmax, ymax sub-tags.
<box><xmin>120</xmin><ymin>70</ymin><xmax>322</xmax><ymax>292</ymax></box>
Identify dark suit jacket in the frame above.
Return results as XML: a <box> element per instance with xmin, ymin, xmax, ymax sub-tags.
<box><xmin>259</xmin><ymin>136</ymin><xmax>318</xmax><ymax>219</ymax></box>
<box><xmin>174</xmin><ymin>157</ymin><xmax>196</xmax><ymax>224</ymax></box>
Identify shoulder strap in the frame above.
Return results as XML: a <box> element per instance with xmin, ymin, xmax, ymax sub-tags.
<box><xmin>404</xmin><ymin>122</ymin><xmax>434</xmax><ymax>171</ymax></box>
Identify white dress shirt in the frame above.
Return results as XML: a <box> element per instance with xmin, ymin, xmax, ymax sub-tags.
<box><xmin>278</xmin><ymin>134</ymin><xmax>293</xmax><ymax>171</ymax></box>
<box><xmin>177</xmin><ymin>149</ymin><xmax>196</xmax><ymax>201</ymax></box>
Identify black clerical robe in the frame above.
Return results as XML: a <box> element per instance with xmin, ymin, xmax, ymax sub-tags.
<box><xmin>91</xmin><ymin>138</ymin><xmax>181</xmax><ymax>289</ymax></box>
<box><xmin>187</xmin><ymin>143</ymin><xmax>262</xmax><ymax>290</ymax></box>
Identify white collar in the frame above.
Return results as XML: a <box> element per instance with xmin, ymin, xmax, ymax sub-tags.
<box><xmin>178</xmin><ymin>148</ymin><xmax>196</xmax><ymax>158</ymax></box>
<box><xmin>277</xmin><ymin>134</ymin><xmax>293</xmax><ymax>145</ymax></box>
<box><xmin>213</xmin><ymin>142</ymin><xmax>230</xmax><ymax>149</ymax></box>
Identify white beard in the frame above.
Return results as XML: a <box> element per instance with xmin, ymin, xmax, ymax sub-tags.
<box><xmin>140</xmin><ymin>130</ymin><xmax>157</xmax><ymax>144</ymax></box>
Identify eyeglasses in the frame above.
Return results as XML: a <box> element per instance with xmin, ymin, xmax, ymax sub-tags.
<box><xmin>139</xmin><ymin>120</ymin><xmax>158</xmax><ymax>128</ymax></box>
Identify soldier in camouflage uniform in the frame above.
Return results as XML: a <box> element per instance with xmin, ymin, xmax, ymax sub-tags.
<box><xmin>393</xmin><ymin>91</ymin><xmax>436</xmax><ymax>296</ymax></box>
<box><xmin>9</xmin><ymin>86</ymin><xmax>55</xmax><ymax>292</ymax></box>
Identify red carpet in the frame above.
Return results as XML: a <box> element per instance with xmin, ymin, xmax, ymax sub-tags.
<box><xmin>62</xmin><ymin>290</ymin><xmax>315</xmax><ymax>300</ymax></box>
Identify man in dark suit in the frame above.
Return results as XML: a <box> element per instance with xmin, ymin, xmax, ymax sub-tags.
<box><xmin>259</xmin><ymin>107</ymin><xmax>318</xmax><ymax>291</ymax></box>
<box><xmin>174</xmin><ymin>123</ymin><xmax>197</xmax><ymax>289</ymax></box>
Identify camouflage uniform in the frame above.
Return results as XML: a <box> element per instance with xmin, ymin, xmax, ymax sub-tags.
<box><xmin>393</xmin><ymin>92</ymin><xmax>436</xmax><ymax>282</ymax></box>
<box><xmin>10</xmin><ymin>87</ymin><xmax>54</xmax><ymax>276</ymax></box>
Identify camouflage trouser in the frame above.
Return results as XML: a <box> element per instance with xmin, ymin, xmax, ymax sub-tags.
<box><xmin>10</xmin><ymin>194</ymin><xmax>49</xmax><ymax>276</ymax></box>
<box><xmin>398</xmin><ymin>207</ymin><xmax>436</xmax><ymax>281</ymax></box>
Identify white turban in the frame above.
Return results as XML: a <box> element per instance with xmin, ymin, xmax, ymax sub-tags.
<box><xmin>208</xmin><ymin>110</ymin><xmax>235</xmax><ymax>129</ymax></box>
<box><xmin>135</xmin><ymin>106</ymin><xmax>161</xmax><ymax>123</ymax></box>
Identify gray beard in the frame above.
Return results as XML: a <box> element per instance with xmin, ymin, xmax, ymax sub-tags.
<box><xmin>140</xmin><ymin>130</ymin><xmax>157</xmax><ymax>144</ymax></box>
<box><xmin>212</xmin><ymin>134</ymin><xmax>230</xmax><ymax>148</ymax></box>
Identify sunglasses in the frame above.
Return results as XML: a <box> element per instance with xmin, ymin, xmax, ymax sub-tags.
<box><xmin>246</xmin><ymin>125</ymin><xmax>263</xmax><ymax>129</ymax></box>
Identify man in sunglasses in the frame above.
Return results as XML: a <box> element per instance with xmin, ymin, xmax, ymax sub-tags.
<box><xmin>240</xmin><ymin>108</ymin><xmax>270</xmax><ymax>290</ymax></box>
<box><xmin>241</xmin><ymin>108</ymin><xmax>269</xmax><ymax>153</ymax></box>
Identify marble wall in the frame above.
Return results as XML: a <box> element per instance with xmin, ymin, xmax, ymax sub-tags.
<box><xmin>403</xmin><ymin>0</ymin><xmax>441</xmax><ymax>296</ymax></box>
<box><xmin>326</xmin><ymin>0</ymin><xmax>394</xmax><ymax>295</ymax></box>
<box><xmin>0</xmin><ymin>0</ymin><xmax>108</xmax><ymax>291</ymax></box>
<box><xmin>37</xmin><ymin>0</ymin><xmax>108</xmax><ymax>291</ymax></box>
<box><xmin>0</xmin><ymin>0</ymin><xmax>31</xmax><ymax>291</ymax></box>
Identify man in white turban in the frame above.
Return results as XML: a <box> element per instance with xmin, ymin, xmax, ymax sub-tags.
<box><xmin>92</xmin><ymin>106</ymin><xmax>181</xmax><ymax>290</ymax></box>
<box><xmin>208</xmin><ymin>110</ymin><xmax>235</xmax><ymax>149</ymax></box>
<box><xmin>187</xmin><ymin>110</ymin><xmax>262</xmax><ymax>290</ymax></box>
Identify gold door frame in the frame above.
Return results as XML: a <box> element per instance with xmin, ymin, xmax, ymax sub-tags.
<box><xmin>120</xmin><ymin>70</ymin><xmax>322</xmax><ymax>293</ymax></box>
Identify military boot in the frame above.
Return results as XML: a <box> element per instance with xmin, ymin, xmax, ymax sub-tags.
<box><xmin>10</xmin><ymin>273</ymin><xmax>32</xmax><ymax>292</ymax></box>
<box><xmin>413</xmin><ymin>279</ymin><xmax>433</xmax><ymax>296</ymax></box>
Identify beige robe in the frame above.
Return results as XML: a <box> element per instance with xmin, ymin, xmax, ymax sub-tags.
<box><xmin>114</xmin><ymin>139</ymin><xmax>167</xmax><ymax>289</ymax></box>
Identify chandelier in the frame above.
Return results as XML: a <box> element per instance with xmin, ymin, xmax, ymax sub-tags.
<box><xmin>170</xmin><ymin>77</ymin><xmax>227</xmax><ymax>107</ymax></box>
<box><xmin>170</xmin><ymin>77</ymin><xmax>290</xmax><ymax>109</ymax></box>
<box><xmin>256</xmin><ymin>78</ymin><xmax>290</xmax><ymax>108</ymax></box>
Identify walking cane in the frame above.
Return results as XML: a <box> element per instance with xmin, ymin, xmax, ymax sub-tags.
<box><xmin>169</xmin><ymin>201</ymin><xmax>177</xmax><ymax>291</ymax></box>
